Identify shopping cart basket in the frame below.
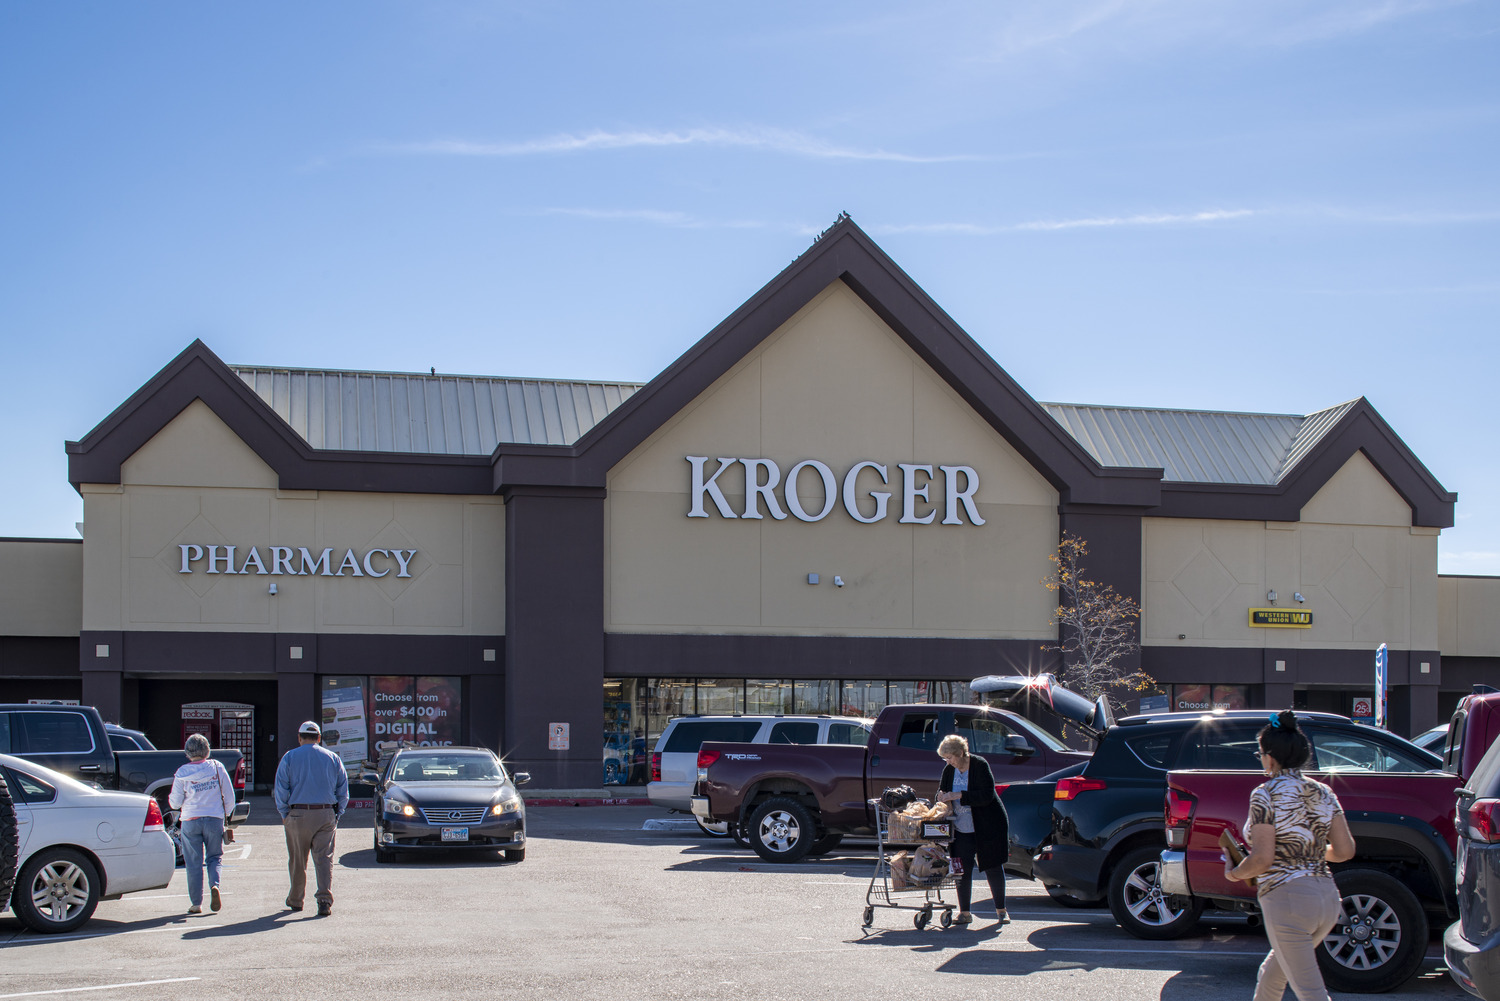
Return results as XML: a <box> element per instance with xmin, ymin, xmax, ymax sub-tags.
<box><xmin>862</xmin><ymin>798</ymin><xmax>958</xmax><ymax>930</ymax></box>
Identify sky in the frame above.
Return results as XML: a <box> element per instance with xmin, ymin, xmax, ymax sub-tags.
<box><xmin>1</xmin><ymin>1</ymin><xmax>1496</xmax><ymax>572</ymax></box>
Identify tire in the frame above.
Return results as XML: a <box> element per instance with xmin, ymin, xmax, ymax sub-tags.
<box><xmin>940</xmin><ymin>908</ymin><xmax>954</xmax><ymax>929</ymax></box>
<box><xmin>694</xmin><ymin>815</ymin><xmax>732</xmax><ymax>838</ymax></box>
<box><xmin>161</xmin><ymin>802</ymin><xmax>184</xmax><ymax>868</ymax></box>
<box><xmin>747</xmin><ymin>796</ymin><xmax>818</xmax><ymax>864</ymax></box>
<box><xmin>1046</xmin><ymin>882</ymin><xmax>1105</xmax><ymax>908</ymax></box>
<box><xmin>730</xmin><ymin>823</ymin><xmax>751</xmax><ymax>849</ymax></box>
<box><xmin>1317</xmin><ymin>869</ymin><xmax>1428</xmax><ymax>993</ymax></box>
<box><xmin>373</xmin><ymin>829</ymin><xmax>396</xmax><ymax>864</ymax></box>
<box><xmin>504</xmin><ymin>848</ymin><xmax>526</xmax><ymax>862</ymax></box>
<box><xmin>13</xmin><ymin>848</ymin><xmax>101</xmax><ymax>934</ymax></box>
<box><xmin>915</xmin><ymin>908</ymin><xmax>930</xmax><ymax>930</ymax></box>
<box><xmin>0</xmin><ymin>769</ymin><xmax>16</xmax><ymax>914</ymax></box>
<box><xmin>862</xmin><ymin>904</ymin><xmax>875</xmax><ymax>928</ymax></box>
<box><xmin>807</xmin><ymin>832</ymin><xmax>844</xmax><ymax>856</ymax></box>
<box><xmin>1109</xmin><ymin>846</ymin><xmax>1204</xmax><ymax>940</ymax></box>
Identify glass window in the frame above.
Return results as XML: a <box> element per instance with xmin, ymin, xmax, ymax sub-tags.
<box><xmin>392</xmin><ymin>751</ymin><xmax>503</xmax><ymax>782</ymax></box>
<box><xmin>828</xmin><ymin>722</ymin><xmax>871</xmax><ymax>746</ymax></box>
<box><xmin>840</xmin><ymin>681</ymin><xmax>887</xmax><ymax>718</ymax></box>
<box><xmin>17</xmin><ymin>712</ymin><xmax>93</xmax><ymax>754</ymax></box>
<box><xmin>1124</xmin><ymin>731</ymin><xmax>1178</xmax><ymax>768</ymax></box>
<box><xmin>4</xmin><ymin>767</ymin><xmax>56</xmax><ymax>804</ymax></box>
<box><xmin>793</xmin><ymin>680</ymin><xmax>837</xmax><ymax>715</ymax></box>
<box><xmin>1180</xmin><ymin>721</ymin><xmax>1263</xmax><ymax>769</ymax></box>
<box><xmin>321</xmin><ymin>676</ymin><xmax>370</xmax><ymax>766</ymax></box>
<box><xmin>415</xmin><ymin>677</ymin><xmax>462</xmax><ymax>747</ymax></box>
<box><xmin>603</xmin><ymin>678</ymin><xmax>647</xmax><ymax>786</ymax></box>
<box><xmin>745</xmin><ymin>679</ymin><xmax>791</xmax><ymax>715</ymax></box>
<box><xmin>0</xmin><ymin>714</ymin><xmax>11</xmax><ymax>754</ymax></box>
<box><xmin>897</xmin><ymin>712</ymin><xmax>943</xmax><ymax>750</ymax></box>
<box><xmin>647</xmin><ymin>679</ymin><xmax>695</xmax><ymax>753</ymax></box>
<box><xmin>769</xmin><ymin>721</ymin><xmax>819</xmax><ymax>744</ymax></box>
<box><xmin>955</xmin><ymin>714</ymin><xmax>1014</xmax><ymax>756</ymax></box>
<box><xmin>888</xmin><ymin>681</ymin><xmax>924</xmax><ymax>705</ymax></box>
<box><xmin>109</xmin><ymin>733</ymin><xmax>139</xmax><ymax>752</ymax></box>
<box><xmin>662</xmin><ymin>720</ymin><xmax>763</xmax><ymax>753</ymax></box>
<box><xmin>697</xmin><ymin>679</ymin><xmax>744</xmax><ymax>716</ymax></box>
<box><xmin>1307</xmin><ymin>728</ymin><xmax>1430</xmax><ymax>773</ymax></box>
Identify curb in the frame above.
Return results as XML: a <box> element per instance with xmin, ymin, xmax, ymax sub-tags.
<box><xmin>524</xmin><ymin>796</ymin><xmax>651</xmax><ymax>807</ymax></box>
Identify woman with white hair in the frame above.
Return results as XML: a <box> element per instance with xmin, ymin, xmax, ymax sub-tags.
<box><xmin>935</xmin><ymin>733</ymin><xmax>1011</xmax><ymax>926</ymax></box>
<box><xmin>169</xmin><ymin>732</ymin><xmax>237</xmax><ymax>915</ymax></box>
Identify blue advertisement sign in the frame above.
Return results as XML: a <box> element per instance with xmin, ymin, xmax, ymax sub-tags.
<box><xmin>1375</xmin><ymin>643</ymin><xmax>1388</xmax><ymax>729</ymax></box>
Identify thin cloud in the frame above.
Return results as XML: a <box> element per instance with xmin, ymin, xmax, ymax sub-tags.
<box><xmin>876</xmin><ymin>209</ymin><xmax>1257</xmax><ymax>235</ymax></box>
<box><xmin>382</xmin><ymin>128</ymin><xmax>980</xmax><ymax>164</ymax></box>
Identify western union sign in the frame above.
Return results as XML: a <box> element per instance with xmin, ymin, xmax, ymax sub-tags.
<box><xmin>1250</xmin><ymin>608</ymin><xmax>1313</xmax><ymax>628</ymax></box>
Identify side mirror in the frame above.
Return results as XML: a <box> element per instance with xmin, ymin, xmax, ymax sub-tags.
<box><xmin>1003</xmin><ymin>735</ymin><xmax>1036</xmax><ymax>757</ymax></box>
<box><xmin>514</xmin><ymin>771</ymin><xmax>531</xmax><ymax>787</ymax></box>
<box><xmin>358</xmin><ymin>770</ymin><xmax>380</xmax><ymax>786</ymax></box>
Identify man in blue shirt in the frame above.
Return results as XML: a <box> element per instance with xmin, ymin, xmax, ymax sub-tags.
<box><xmin>273</xmin><ymin>720</ymin><xmax>349</xmax><ymax>917</ymax></box>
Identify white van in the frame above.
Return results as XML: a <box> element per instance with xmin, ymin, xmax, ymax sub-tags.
<box><xmin>648</xmin><ymin>714</ymin><xmax>874</xmax><ymax>835</ymax></box>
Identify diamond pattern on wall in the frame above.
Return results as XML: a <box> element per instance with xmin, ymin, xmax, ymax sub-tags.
<box><xmin>1326</xmin><ymin>551</ymin><xmax>1384</xmax><ymax>620</ymax></box>
<box><xmin>158</xmin><ymin>513</ymin><xmax>226</xmax><ymax>598</ymax></box>
<box><xmin>363</xmin><ymin>520</ymin><xmax>427</xmax><ymax>601</ymax></box>
<box><xmin>1172</xmin><ymin>548</ymin><xmax>1237</xmax><ymax>618</ymax></box>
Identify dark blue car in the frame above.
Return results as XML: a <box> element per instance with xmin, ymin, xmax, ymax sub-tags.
<box><xmin>1447</xmin><ymin>735</ymin><xmax>1500</xmax><ymax>1000</ymax></box>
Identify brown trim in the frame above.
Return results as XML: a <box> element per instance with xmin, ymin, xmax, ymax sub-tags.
<box><xmin>0</xmin><ymin>637</ymin><xmax>81</xmax><ymax>678</ymax></box>
<box><xmin>0</xmin><ymin>537</ymin><xmax>81</xmax><ymax>545</ymax></box>
<box><xmin>604</xmin><ymin>633</ymin><xmax>1062</xmax><ymax>679</ymax></box>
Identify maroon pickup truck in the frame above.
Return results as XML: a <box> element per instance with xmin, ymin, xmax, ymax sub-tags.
<box><xmin>1161</xmin><ymin>767</ymin><xmax>1461</xmax><ymax>993</ymax></box>
<box><xmin>691</xmin><ymin>675</ymin><xmax>1105</xmax><ymax>863</ymax></box>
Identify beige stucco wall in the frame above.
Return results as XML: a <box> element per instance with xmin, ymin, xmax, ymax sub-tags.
<box><xmin>0</xmin><ymin>539</ymin><xmax>82</xmax><ymax>637</ymax></box>
<box><xmin>1143</xmin><ymin>451</ymin><xmax>1437</xmax><ymax>649</ymax></box>
<box><xmin>81</xmin><ymin>400</ymin><xmax>505</xmax><ymax>634</ymax></box>
<box><xmin>604</xmin><ymin>280</ymin><xmax>1060</xmax><ymax>637</ymax></box>
<box><xmin>1439</xmin><ymin>575</ymin><xmax>1500</xmax><ymax>657</ymax></box>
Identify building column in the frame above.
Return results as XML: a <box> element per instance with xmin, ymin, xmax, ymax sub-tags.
<box><xmin>275</xmin><ymin>634</ymin><xmax>318</xmax><ymax>767</ymax></box>
<box><xmin>79</xmin><ymin>630</ymin><xmax>124</xmax><ymax>723</ymax></box>
<box><xmin>1057</xmin><ymin>510</ymin><xmax>1144</xmax><ymax>680</ymax></box>
<box><xmin>503</xmin><ymin>486</ymin><xmax>605</xmax><ymax>788</ymax></box>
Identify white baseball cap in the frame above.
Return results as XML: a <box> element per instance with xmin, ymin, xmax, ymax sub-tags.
<box><xmin>298</xmin><ymin>720</ymin><xmax>321</xmax><ymax>736</ymax></box>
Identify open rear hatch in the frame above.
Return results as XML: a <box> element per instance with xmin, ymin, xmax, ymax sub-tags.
<box><xmin>969</xmin><ymin>673</ymin><xmax>1114</xmax><ymax>737</ymax></box>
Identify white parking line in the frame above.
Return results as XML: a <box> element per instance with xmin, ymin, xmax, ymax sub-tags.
<box><xmin>0</xmin><ymin>926</ymin><xmax>187</xmax><ymax>946</ymax></box>
<box><xmin>0</xmin><ymin>977</ymin><xmax>200</xmax><ymax>998</ymax></box>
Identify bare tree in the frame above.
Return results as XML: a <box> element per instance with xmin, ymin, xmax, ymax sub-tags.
<box><xmin>1043</xmin><ymin>533</ymin><xmax>1152</xmax><ymax>708</ymax></box>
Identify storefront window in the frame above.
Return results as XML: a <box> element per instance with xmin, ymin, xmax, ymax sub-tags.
<box><xmin>697</xmin><ymin>679</ymin><xmax>745</xmax><ymax>715</ymax></box>
<box><xmin>746</xmin><ymin>679</ymin><xmax>792</xmax><ymax>714</ymax></box>
<box><xmin>603</xmin><ymin>678</ymin><xmax>646</xmax><ymax>786</ymax></box>
<box><xmin>841</xmin><ymin>680</ymin><xmax>887</xmax><ymax>717</ymax></box>
<box><xmin>319</xmin><ymin>674</ymin><xmax>462</xmax><ymax>771</ymax></box>
<box><xmin>646</xmin><ymin>679</ymin><xmax>695</xmax><ymax>755</ymax></box>
<box><xmin>320</xmin><ymin>676</ymin><xmax>369</xmax><ymax>766</ymax></box>
<box><xmin>1173</xmin><ymin>683</ymin><xmax>1250</xmax><ymax>711</ymax></box>
<box><xmin>793</xmin><ymin>679</ymin><xmax>838</xmax><ymax>715</ymax></box>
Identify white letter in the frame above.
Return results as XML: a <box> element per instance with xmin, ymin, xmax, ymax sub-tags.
<box><xmin>740</xmin><ymin>458</ymin><xmax>786</xmax><ymax>521</ymax></box>
<box><xmin>392</xmin><ymin>549</ymin><xmax>417</xmax><ymax>578</ymax></box>
<box><xmin>178</xmin><ymin>544</ymin><xmax>203</xmax><ymax>574</ymax></box>
<box><xmin>270</xmin><ymin>546</ymin><xmax>296</xmax><ymax>575</ymax></box>
<box><xmin>899</xmin><ymin>464</ymin><xmax>936</xmax><ymax>524</ymax></box>
<box><xmin>785</xmin><ymin>460</ymin><xmax>836</xmax><ymax>522</ymax></box>
<box><xmin>239</xmin><ymin>547</ymin><xmax>269</xmax><ymax>575</ymax></box>
<box><xmin>207</xmin><ymin>545</ymin><xmax>238</xmax><ymax>574</ymax></box>
<box><xmin>336</xmin><ymin>549</ymin><xmax>364</xmax><ymax>576</ymax></box>
<box><xmin>940</xmin><ymin>465</ymin><xmax>985</xmax><ymax>526</ymax></box>
<box><xmin>842</xmin><ymin>462</ymin><xmax>891</xmax><ymax>524</ymax></box>
<box><xmin>686</xmin><ymin>457</ymin><xmax>738</xmax><ymax>518</ymax></box>
<box><xmin>299</xmin><ymin>547</ymin><xmax>334</xmax><ymax>576</ymax></box>
<box><xmin>363</xmin><ymin>549</ymin><xmax>391</xmax><ymax>577</ymax></box>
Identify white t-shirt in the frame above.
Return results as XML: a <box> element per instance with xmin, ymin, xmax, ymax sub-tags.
<box><xmin>168</xmin><ymin>759</ymin><xmax>236</xmax><ymax>822</ymax></box>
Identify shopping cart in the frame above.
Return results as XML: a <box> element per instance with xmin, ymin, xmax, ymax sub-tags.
<box><xmin>861</xmin><ymin>798</ymin><xmax>958</xmax><ymax>930</ymax></box>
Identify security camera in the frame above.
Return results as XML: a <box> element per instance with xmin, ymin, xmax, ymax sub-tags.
<box><xmin>833</xmin><ymin>576</ymin><xmax>845</xmax><ymax>588</ymax></box>
<box><xmin>1294</xmin><ymin>592</ymin><xmax>1305</xmax><ymax>604</ymax></box>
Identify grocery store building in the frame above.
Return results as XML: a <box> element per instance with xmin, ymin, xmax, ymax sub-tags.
<box><xmin>2</xmin><ymin>218</ymin><xmax>1495</xmax><ymax>788</ymax></box>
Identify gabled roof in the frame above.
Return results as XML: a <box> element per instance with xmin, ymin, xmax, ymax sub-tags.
<box><xmin>65</xmin><ymin>217</ymin><xmax>1455</xmax><ymax>526</ymax></box>
<box><xmin>1041</xmin><ymin>399</ymin><xmax>1360</xmax><ymax>486</ymax></box>
<box><xmin>229</xmin><ymin>365</ymin><xmax>642</xmax><ymax>454</ymax></box>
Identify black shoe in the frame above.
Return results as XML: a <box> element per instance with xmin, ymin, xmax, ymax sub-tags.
<box><xmin>316</xmin><ymin>903</ymin><xmax>331</xmax><ymax>917</ymax></box>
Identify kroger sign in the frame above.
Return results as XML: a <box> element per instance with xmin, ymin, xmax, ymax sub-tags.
<box><xmin>686</xmin><ymin>456</ymin><xmax>984</xmax><ymax>526</ymax></box>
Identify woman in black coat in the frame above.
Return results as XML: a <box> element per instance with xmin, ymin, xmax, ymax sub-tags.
<box><xmin>936</xmin><ymin>733</ymin><xmax>1010</xmax><ymax>925</ymax></box>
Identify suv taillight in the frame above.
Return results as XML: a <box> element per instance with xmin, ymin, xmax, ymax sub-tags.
<box><xmin>651</xmin><ymin>752</ymin><xmax>662</xmax><ymax>783</ymax></box>
<box><xmin>697</xmin><ymin>749</ymin><xmax>721</xmax><ymax>769</ymax></box>
<box><xmin>233</xmin><ymin>758</ymin><xmax>246</xmax><ymax>790</ymax></box>
<box><xmin>1164</xmin><ymin>787</ymin><xmax>1196</xmax><ymax>848</ymax></box>
<box><xmin>1054</xmin><ymin>776</ymin><xmax>1107</xmax><ymax>801</ymax></box>
<box><xmin>1468</xmin><ymin>799</ymin><xmax>1500</xmax><ymax>843</ymax></box>
<box><xmin>144</xmin><ymin>798</ymin><xmax>164</xmax><ymax>831</ymax></box>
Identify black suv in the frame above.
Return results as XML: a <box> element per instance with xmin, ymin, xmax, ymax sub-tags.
<box><xmin>1003</xmin><ymin>709</ymin><xmax>1441</xmax><ymax>937</ymax></box>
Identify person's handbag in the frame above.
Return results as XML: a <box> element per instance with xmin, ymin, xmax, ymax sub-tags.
<box><xmin>1219</xmin><ymin>829</ymin><xmax>1256</xmax><ymax>888</ymax></box>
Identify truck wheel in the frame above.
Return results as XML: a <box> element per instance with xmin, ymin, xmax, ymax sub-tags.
<box><xmin>373</xmin><ymin>829</ymin><xmax>396</xmax><ymax>864</ymax></box>
<box><xmin>1109</xmin><ymin>846</ymin><xmax>1204</xmax><ymax>940</ymax></box>
<box><xmin>504</xmin><ymin>848</ymin><xmax>526</xmax><ymax>862</ymax></box>
<box><xmin>1046</xmin><ymin>882</ymin><xmax>1105</xmax><ymax>908</ymax></box>
<box><xmin>0</xmin><ymin>769</ymin><xmax>16</xmax><ymax>914</ymax></box>
<box><xmin>808</xmin><ymin>832</ymin><xmax>844</xmax><ymax>856</ymax></box>
<box><xmin>747</xmin><ymin>797</ymin><xmax>817</xmax><ymax>864</ymax></box>
<box><xmin>694</xmin><ymin>815</ymin><xmax>732</xmax><ymax>838</ymax></box>
<box><xmin>13</xmin><ymin>848</ymin><xmax>101</xmax><ymax>933</ymax></box>
<box><xmin>730</xmin><ymin>823</ymin><xmax>751</xmax><ymax>849</ymax></box>
<box><xmin>1318</xmin><ymin>869</ymin><xmax>1428</xmax><ymax>993</ymax></box>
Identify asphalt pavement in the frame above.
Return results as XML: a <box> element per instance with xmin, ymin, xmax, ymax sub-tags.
<box><xmin>0</xmin><ymin>796</ymin><xmax>1469</xmax><ymax>1001</ymax></box>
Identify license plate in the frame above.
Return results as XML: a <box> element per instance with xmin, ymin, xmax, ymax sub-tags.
<box><xmin>440</xmin><ymin>827</ymin><xmax>469</xmax><ymax>842</ymax></box>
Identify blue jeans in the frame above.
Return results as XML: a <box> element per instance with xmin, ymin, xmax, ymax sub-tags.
<box><xmin>181</xmin><ymin>816</ymin><xmax>225</xmax><ymax>906</ymax></box>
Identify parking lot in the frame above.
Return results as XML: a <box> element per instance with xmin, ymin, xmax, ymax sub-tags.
<box><xmin>0</xmin><ymin>798</ymin><xmax>1470</xmax><ymax>1001</ymax></box>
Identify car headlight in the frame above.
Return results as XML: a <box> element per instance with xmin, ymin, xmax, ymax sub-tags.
<box><xmin>492</xmin><ymin>796</ymin><xmax>520</xmax><ymax>815</ymax></box>
<box><xmin>385</xmin><ymin>797</ymin><xmax>416</xmax><ymax>817</ymax></box>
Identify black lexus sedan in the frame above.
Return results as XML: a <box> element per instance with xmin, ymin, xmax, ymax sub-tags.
<box><xmin>370</xmin><ymin>746</ymin><xmax>530</xmax><ymax>863</ymax></box>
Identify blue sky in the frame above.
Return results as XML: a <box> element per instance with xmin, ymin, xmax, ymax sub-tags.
<box><xmin>2</xmin><ymin>2</ymin><xmax>1496</xmax><ymax>572</ymax></box>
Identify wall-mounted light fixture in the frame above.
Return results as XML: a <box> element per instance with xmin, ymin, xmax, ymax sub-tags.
<box><xmin>1267</xmin><ymin>590</ymin><xmax>1277</xmax><ymax>605</ymax></box>
<box><xmin>269</xmin><ymin>582</ymin><xmax>278</xmax><ymax>595</ymax></box>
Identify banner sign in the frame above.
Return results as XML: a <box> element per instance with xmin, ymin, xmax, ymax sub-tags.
<box><xmin>1375</xmin><ymin>643</ymin><xmax>1389</xmax><ymax>729</ymax></box>
<box><xmin>1249</xmin><ymin>608</ymin><xmax>1313</xmax><ymax>628</ymax></box>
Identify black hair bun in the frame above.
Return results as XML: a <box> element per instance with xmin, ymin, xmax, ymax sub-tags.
<box><xmin>1276</xmin><ymin>709</ymin><xmax>1299</xmax><ymax>732</ymax></box>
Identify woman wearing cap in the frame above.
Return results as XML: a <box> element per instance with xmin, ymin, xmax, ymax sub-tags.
<box><xmin>934</xmin><ymin>734</ymin><xmax>1010</xmax><ymax>926</ymax></box>
<box><xmin>168</xmin><ymin>733</ymin><xmax>237</xmax><ymax>914</ymax></box>
<box><xmin>1226</xmin><ymin>710</ymin><xmax>1357</xmax><ymax>1001</ymax></box>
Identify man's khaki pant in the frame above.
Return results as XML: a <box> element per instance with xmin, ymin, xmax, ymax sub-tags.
<box><xmin>1254</xmin><ymin>875</ymin><xmax>1343</xmax><ymax>1001</ymax></box>
<box><xmin>283</xmin><ymin>807</ymin><xmax>337</xmax><ymax>909</ymax></box>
